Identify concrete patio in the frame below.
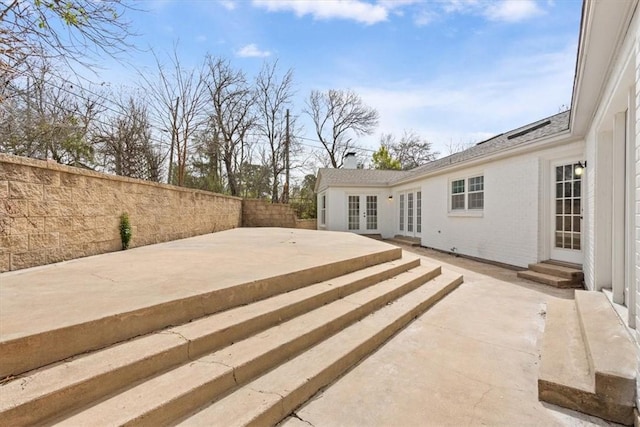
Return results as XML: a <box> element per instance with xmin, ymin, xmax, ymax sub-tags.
<box><xmin>0</xmin><ymin>231</ymin><xmax>623</xmax><ymax>425</ymax></box>
<box><xmin>282</xmin><ymin>244</ymin><xmax>620</xmax><ymax>427</ymax></box>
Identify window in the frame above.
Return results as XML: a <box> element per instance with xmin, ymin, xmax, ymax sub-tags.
<box><xmin>451</xmin><ymin>179</ymin><xmax>465</xmax><ymax>210</ymax></box>
<box><xmin>468</xmin><ymin>176</ymin><xmax>484</xmax><ymax>210</ymax></box>
<box><xmin>450</xmin><ymin>175</ymin><xmax>484</xmax><ymax>211</ymax></box>
<box><xmin>416</xmin><ymin>191</ymin><xmax>422</xmax><ymax>233</ymax></box>
<box><xmin>320</xmin><ymin>194</ymin><xmax>326</xmax><ymax>226</ymax></box>
<box><xmin>399</xmin><ymin>194</ymin><xmax>405</xmax><ymax>231</ymax></box>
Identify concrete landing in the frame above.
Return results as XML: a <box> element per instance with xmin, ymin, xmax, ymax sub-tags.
<box><xmin>0</xmin><ymin>228</ymin><xmax>400</xmax><ymax>377</ymax></box>
<box><xmin>280</xmin><ymin>246</ymin><xmax>618</xmax><ymax>427</ymax></box>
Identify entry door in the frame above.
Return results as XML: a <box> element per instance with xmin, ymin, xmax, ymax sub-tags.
<box><xmin>347</xmin><ymin>195</ymin><xmax>378</xmax><ymax>233</ymax></box>
<box><xmin>398</xmin><ymin>190</ymin><xmax>422</xmax><ymax>237</ymax></box>
<box><xmin>550</xmin><ymin>162</ymin><xmax>583</xmax><ymax>264</ymax></box>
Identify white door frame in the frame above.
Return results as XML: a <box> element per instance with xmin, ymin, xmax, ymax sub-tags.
<box><xmin>397</xmin><ymin>189</ymin><xmax>422</xmax><ymax>238</ymax></box>
<box><xmin>347</xmin><ymin>194</ymin><xmax>379</xmax><ymax>234</ymax></box>
<box><xmin>549</xmin><ymin>159</ymin><xmax>584</xmax><ymax>265</ymax></box>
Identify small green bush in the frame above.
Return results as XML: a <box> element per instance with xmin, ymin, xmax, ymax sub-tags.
<box><xmin>119</xmin><ymin>213</ymin><xmax>132</xmax><ymax>250</ymax></box>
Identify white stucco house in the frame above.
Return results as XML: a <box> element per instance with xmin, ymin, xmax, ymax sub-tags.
<box><xmin>316</xmin><ymin>0</ymin><xmax>640</xmax><ymax>423</ymax></box>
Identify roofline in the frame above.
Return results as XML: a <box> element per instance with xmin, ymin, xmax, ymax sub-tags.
<box><xmin>392</xmin><ymin>128</ymin><xmax>578</xmax><ymax>186</ymax></box>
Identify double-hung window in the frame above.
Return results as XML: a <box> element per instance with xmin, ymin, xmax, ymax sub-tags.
<box><xmin>319</xmin><ymin>194</ymin><xmax>327</xmax><ymax>226</ymax></box>
<box><xmin>450</xmin><ymin>175</ymin><xmax>484</xmax><ymax>211</ymax></box>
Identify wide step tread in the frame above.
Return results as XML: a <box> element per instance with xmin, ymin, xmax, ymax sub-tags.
<box><xmin>0</xmin><ymin>255</ymin><xmax>421</xmax><ymax>426</ymax></box>
<box><xmin>538</xmin><ymin>299</ymin><xmax>593</xmax><ymax>397</ymax></box>
<box><xmin>529</xmin><ymin>263</ymin><xmax>583</xmax><ymax>280</ymax></box>
<box><xmin>517</xmin><ymin>270</ymin><xmax>580</xmax><ymax>288</ymax></box>
<box><xmin>53</xmin><ymin>264</ymin><xmax>440</xmax><ymax>426</ymax></box>
<box><xmin>575</xmin><ymin>291</ymin><xmax>635</xmax><ymax>403</ymax></box>
<box><xmin>178</xmin><ymin>270</ymin><xmax>463</xmax><ymax>426</ymax></box>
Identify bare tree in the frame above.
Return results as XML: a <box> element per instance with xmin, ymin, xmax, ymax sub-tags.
<box><xmin>254</xmin><ymin>60</ymin><xmax>302</xmax><ymax>202</ymax></box>
<box><xmin>381</xmin><ymin>130</ymin><xmax>438</xmax><ymax>170</ymax></box>
<box><xmin>444</xmin><ymin>139</ymin><xmax>475</xmax><ymax>155</ymax></box>
<box><xmin>142</xmin><ymin>48</ymin><xmax>208</xmax><ymax>186</ymax></box>
<box><xmin>305</xmin><ymin>89</ymin><xmax>378</xmax><ymax>168</ymax></box>
<box><xmin>205</xmin><ymin>56</ymin><xmax>256</xmax><ymax>196</ymax></box>
<box><xmin>93</xmin><ymin>94</ymin><xmax>162</xmax><ymax>181</ymax></box>
<box><xmin>0</xmin><ymin>60</ymin><xmax>101</xmax><ymax>167</ymax></box>
<box><xmin>1</xmin><ymin>0</ymin><xmax>136</xmax><ymax>99</ymax></box>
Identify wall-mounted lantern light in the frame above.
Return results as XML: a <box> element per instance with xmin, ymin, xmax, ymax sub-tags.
<box><xmin>575</xmin><ymin>161</ymin><xmax>587</xmax><ymax>176</ymax></box>
<box><xmin>388</xmin><ymin>194</ymin><xmax>393</xmax><ymax>200</ymax></box>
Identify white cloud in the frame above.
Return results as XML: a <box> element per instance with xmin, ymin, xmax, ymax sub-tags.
<box><xmin>195</xmin><ymin>35</ymin><xmax>207</xmax><ymax>43</ymax></box>
<box><xmin>252</xmin><ymin>0</ymin><xmax>388</xmax><ymax>25</ymax></box>
<box><xmin>351</xmin><ymin>42</ymin><xmax>576</xmax><ymax>154</ymax></box>
<box><xmin>440</xmin><ymin>0</ymin><xmax>543</xmax><ymax>23</ymax></box>
<box><xmin>219</xmin><ymin>0</ymin><xmax>236</xmax><ymax>10</ymax></box>
<box><xmin>236</xmin><ymin>43</ymin><xmax>271</xmax><ymax>58</ymax></box>
<box><xmin>484</xmin><ymin>0</ymin><xmax>543</xmax><ymax>22</ymax></box>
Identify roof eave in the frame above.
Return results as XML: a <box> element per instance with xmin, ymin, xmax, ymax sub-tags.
<box><xmin>392</xmin><ymin>129</ymin><xmax>577</xmax><ymax>186</ymax></box>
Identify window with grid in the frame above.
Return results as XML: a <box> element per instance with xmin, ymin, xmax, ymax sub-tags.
<box><xmin>451</xmin><ymin>179</ymin><xmax>465</xmax><ymax>210</ymax></box>
<box><xmin>320</xmin><ymin>194</ymin><xmax>326</xmax><ymax>226</ymax></box>
<box><xmin>416</xmin><ymin>191</ymin><xmax>422</xmax><ymax>233</ymax></box>
<box><xmin>467</xmin><ymin>176</ymin><xmax>484</xmax><ymax>210</ymax></box>
<box><xmin>366</xmin><ymin>196</ymin><xmax>377</xmax><ymax>230</ymax></box>
<box><xmin>399</xmin><ymin>194</ymin><xmax>405</xmax><ymax>231</ymax></box>
<box><xmin>348</xmin><ymin>196</ymin><xmax>359</xmax><ymax>230</ymax></box>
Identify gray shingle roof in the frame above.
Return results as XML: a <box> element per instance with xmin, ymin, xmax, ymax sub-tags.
<box><xmin>316</xmin><ymin>168</ymin><xmax>408</xmax><ymax>192</ymax></box>
<box><xmin>315</xmin><ymin>110</ymin><xmax>570</xmax><ymax>190</ymax></box>
<box><xmin>393</xmin><ymin>110</ymin><xmax>570</xmax><ymax>184</ymax></box>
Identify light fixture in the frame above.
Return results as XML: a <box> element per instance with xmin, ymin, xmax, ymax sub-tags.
<box><xmin>388</xmin><ymin>194</ymin><xmax>393</xmax><ymax>200</ymax></box>
<box><xmin>575</xmin><ymin>161</ymin><xmax>587</xmax><ymax>176</ymax></box>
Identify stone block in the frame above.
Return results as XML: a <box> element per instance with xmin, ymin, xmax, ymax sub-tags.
<box><xmin>9</xmin><ymin>182</ymin><xmax>43</xmax><ymax>200</ymax></box>
<box><xmin>0</xmin><ymin>250</ymin><xmax>9</xmax><ymax>272</ymax></box>
<box><xmin>1</xmin><ymin>199</ymin><xmax>28</xmax><ymax>217</ymax></box>
<box><xmin>32</xmin><ymin>168</ymin><xmax>60</xmax><ymax>186</ymax></box>
<box><xmin>10</xmin><ymin>217</ymin><xmax>44</xmax><ymax>235</ymax></box>
<box><xmin>60</xmin><ymin>172</ymin><xmax>85</xmax><ymax>187</ymax></box>
<box><xmin>0</xmin><ymin>180</ymin><xmax>8</xmax><ymax>199</ymax></box>
<box><xmin>44</xmin><ymin>185</ymin><xmax>75</xmax><ymax>202</ymax></box>
<box><xmin>29</xmin><ymin>199</ymin><xmax>64</xmax><ymax>217</ymax></box>
<box><xmin>11</xmin><ymin>250</ymin><xmax>46</xmax><ymax>270</ymax></box>
<box><xmin>29</xmin><ymin>232</ymin><xmax>60</xmax><ymax>250</ymax></box>
<box><xmin>0</xmin><ymin>163</ymin><xmax>30</xmax><ymax>182</ymax></box>
<box><xmin>0</xmin><ymin>234</ymin><xmax>29</xmax><ymax>252</ymax></box>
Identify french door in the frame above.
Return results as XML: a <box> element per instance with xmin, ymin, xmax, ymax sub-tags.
<box><xmin>398</xmin><ymin>190</ymin><xmax>422</xmax><ymax>237</ymax></box>
<box><xmin>550</xmin><ymin>162</ymin><xmax>583</xmax><ymax>264</ymax></box>
<box><xmin>347</xmin><ymin>195</ymin><xmax>378</xmax><ymax>233</ymax></box>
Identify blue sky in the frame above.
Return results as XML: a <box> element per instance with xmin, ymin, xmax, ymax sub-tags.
<box><xmin>106</xmin><ymin>0</ymin><xmax>583</xmax><ymax>162</ymax></box>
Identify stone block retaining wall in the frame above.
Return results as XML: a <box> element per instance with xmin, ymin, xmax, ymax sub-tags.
<box><xmin>242</xmin><ymin>199</ymin><xmax>317</xmax><ymax>230</ymax></box>
<box><xmin>0</xmin><ymin>154</ymin><xmax>242</xmax><ymax>272</ymax></box>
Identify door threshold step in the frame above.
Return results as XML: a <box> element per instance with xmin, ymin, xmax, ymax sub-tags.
<box><xmin>517</xmin><ymin>270</ymin><xmax>582</xmax><ymax>288</ymax></box>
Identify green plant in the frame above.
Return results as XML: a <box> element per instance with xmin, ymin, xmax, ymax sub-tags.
<box><xmin>119</xmin><ymin>212</ymin><xmax>132</xmax><ymax>250</ymax></box>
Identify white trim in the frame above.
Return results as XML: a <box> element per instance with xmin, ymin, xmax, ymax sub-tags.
<box><xmin>447</xmin><ymin>173</ymin><xmax>484</xmax><ymax>215</ymax></box>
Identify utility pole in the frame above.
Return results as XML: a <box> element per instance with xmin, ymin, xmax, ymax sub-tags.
<box><xmin>167</xmin><ymin>96</ymin><xmax>179</xmax><ymax>185</ymax></box>
<box><xmin>284</xmin><ymin>109</ymin><xmax>290</xmax><ymax>203</ymax></box>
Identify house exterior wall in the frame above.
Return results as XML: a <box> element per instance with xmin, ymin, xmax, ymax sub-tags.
<box><xmin>318</xmin><ymin>187</ymin><xmax>392</xmax><ymax>236</ymax></box>
<box><xmin>412</xmin><ymin>141</ymin><xmax>583</xmax><ymax>268</ymax></box>
<box><xmin>418</xmin><ymin>155</ymin><xmax>538</xmax><ymax>268</ymax></box>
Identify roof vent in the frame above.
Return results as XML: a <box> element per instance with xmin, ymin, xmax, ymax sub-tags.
<box><xmin>507</xmin><ymin>120</ymin><xmax>551</xmax><ymax>140</ymax></box>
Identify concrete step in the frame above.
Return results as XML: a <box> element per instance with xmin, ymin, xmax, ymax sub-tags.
<box><xmin>177</xmin><ymin>270</ymin><xmax>464</xmax><ymax>426</ymax></box>
<box><xmin>517</xmin><ymin>270</ymin><xmax>582</xmax><ymax>288</ymax></box>
<box><xmin>0</xmin><ymin>255</ymin><xmax>421</xmax><ymax>427</ymax></box>
<box><xmin>529</xmin><ymin>262</ymin><xmax>584</xmax><ymax>281</ymax></box>
<box><xmin>50</xmin><ymin>264</ymin><xmax>445</xmax><ymax>426</ymax></box>
<box><xmin>538</xmin><ymin>292</ymin><xmax>636</xmax><ymax>425</ymax></box>
<box><xmin>0</xmin><ymin>243</ymin><xmax>402</xmax><ymax>379</ymax></box>
<box><xmin>575</xmin><ymin>291</ymin><xmax>636</xmax><ymax>409</ymax></box>
<box><xmin>387</xmin><ymin>236</ymin><xmax>421</xmax><ymax>247</ymax></box>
